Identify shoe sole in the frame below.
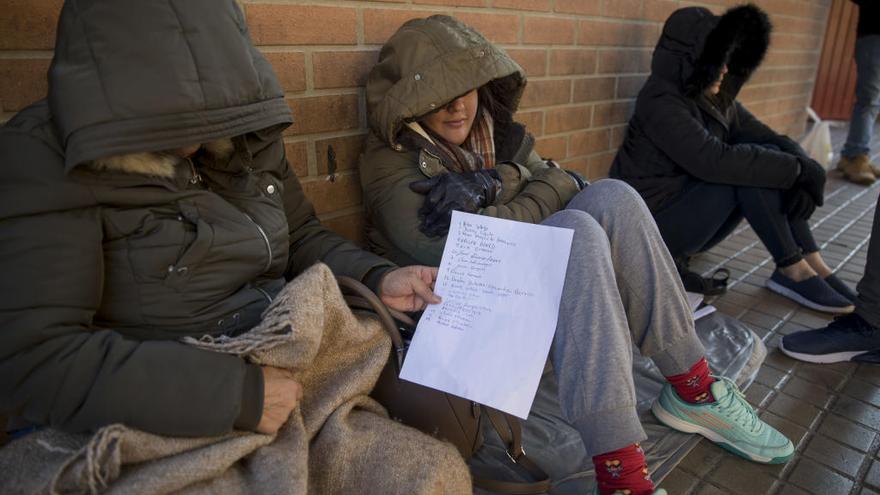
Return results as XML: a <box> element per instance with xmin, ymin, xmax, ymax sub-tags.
<box><xmin>766</xmin><ymin>279</ymin><xmax>855</xmax><ymax>314</ymax></box>
<box><xmin>778</xmin><ymin>339</ymin><xmax>871</xmax><ymax>364</ymax></box>
<box><xmin>651</xmin><ymin>401</ymin><xmax>792</xmax><ymax>465</ymax></box>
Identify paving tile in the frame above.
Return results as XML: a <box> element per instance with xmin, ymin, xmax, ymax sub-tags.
<box><xmin>782</xmin><ymin>376</ymin><xmax>835</xmax><ymax>408</ymax></box>
<box><xmin>767</xmin><ymin>394</ymin><xmax>823</xmax><ymax>428</ymax></box>
<box><xmin>756</xmin><ymin>365</ymin><xmax>790</xmax><ymax>389</ymax></box>
<box><xmin>657</xmin><ymin>467</ymin><xmax>699</xmax><ymax>493</ymax></box>
<box><xmin>832</xmin><ymin>395</ymin><xmax>880</xmax><ymax>429</ymax></box>
<box><xmin>794</xmin><ymin>365</ymin><xmax>849</xmax><ymax>391</ymax></box>
<box><xmin>802</xmin><ymin>434</ymin><xmax>865</xmax><ymax>477</ymax></box>
<box><xmin>857</xmin><ymin>365</ymin><xmax>880</xmax><ymax>388</ymax></box>
<box><xmin>788</xmin><ymin>311</ymin><xmax>833</xmax><ymax>329</ymax></box>
<box><xmin>776</xmin><ymin>483</ymin><xmax>810</xmax><ymax>495</ymax></box>
<box><xmin>777</xmin><ymin>321</ymin><xmax>810</xmax><ymax>336</ymax></box>
<box><xmin>741</xmin><ymin>309</ymin><xmax>784</xmax><ymax>331</ymax></box>
<box><xmin>676</xmin><ymin>439</ymin><xmax>725</xmax><ymax>477</ymax></box>
<box><xmin>842</xmin><ymin>379</ymin><xmax>880</xmax><ymax>408</ymax></box>
<box><xmin>707</xmin><ymin>455</ymin><xmax>779</xmax><ymax>493</ymax></box>
<box><xmin>745</xmin><ymin>382</ymin><xmax>775</xmax><ymax>408</ymax></box>
<box><xmin>788</xmin><ymin>458</ymin><xmax>854</xmax><ymax>495</ymax></box>
<box><xmin>816</xmin><ymin>413</ymin><xmax>877</xmax><ymax>452</ymax></box>
<box><xmin>694</xmin><ymin>483</ymin><xmax>730</xmax><ymax>495</ymax></box>
<box><xmin>861</xmin><ymin>488</ymin><xmax>880</xmax><ymax>495</ymax></box>
<box><xmin>867</xmin><ymin>461</ymin><xmax>880</xmax><ymax>490</ymax></box>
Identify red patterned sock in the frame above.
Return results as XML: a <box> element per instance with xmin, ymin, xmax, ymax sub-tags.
<box><xmin>592</xmin><ymin>443</ymin><xmax>655</xmax><ymax>495</ymax></box>
<box><xmin>665</xmin><ymin>357</ymin><xmax>716</xmax><ymax>404</ymax></box>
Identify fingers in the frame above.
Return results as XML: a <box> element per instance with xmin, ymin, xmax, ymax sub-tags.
<box><xmin>409</xmin><ymin>273</ymin><xmax>441</xmax><ymax>305</ymax></box>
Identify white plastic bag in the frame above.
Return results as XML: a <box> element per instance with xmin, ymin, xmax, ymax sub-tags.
<box><xmin>799</xmin><ymin>107</ymin><xmax>833</xmax><ymax>169</ymax></box>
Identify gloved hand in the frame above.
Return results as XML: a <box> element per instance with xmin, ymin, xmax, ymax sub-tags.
<box><xmin>783</xmin><ymin>187</ymin><xmax>817</xmax><ymax>221</ymax></box>
<box><xmin>409</xmin><ymin>169</ymin><xmax>502</xmax><ymax>237</ymax></box>
<box><xmin>565</xmin><ymin>170</ymin><xmax>589</xmax><ymax>191</ymax></box>
<box><xmin>795</xmin><ymin>157</ymin><xmax>826</xmax><ymax>207</ymax></box>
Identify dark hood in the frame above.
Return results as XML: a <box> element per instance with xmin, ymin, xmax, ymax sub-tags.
<box><xmin>49</xmin><ymin>0</ymin><xmax>293</xmax><ymax>171</ymax></box>
<box><xmin>650</xmin><ymin>4</ymin><xmax>771</xmax><ymax>98</ymax></box>
<box><xmin>365</xmin><ymin>15</ymin><xmax>525</xmax><ymax>149</ymax></box>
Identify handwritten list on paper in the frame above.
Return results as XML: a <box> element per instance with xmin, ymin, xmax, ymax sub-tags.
<box><xmin>400</xmin><ymin>211</ymin><xmax>573</xmax><ymax>419</ymax></box>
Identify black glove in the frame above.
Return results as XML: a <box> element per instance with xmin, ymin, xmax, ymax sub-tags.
<box><xmin>795</xmin><ymin>157</ymin><xmax>826</xmax><ymax>207</ymax></box>
<box><xmin>409</xmin><ymin>169</ymin><xmax>502</xmax><ymax>237</ymax></box>
<box><xmin>783</xmin><ymin>187</ymin><xmax>817</xmax><ymax>221</ymax></box>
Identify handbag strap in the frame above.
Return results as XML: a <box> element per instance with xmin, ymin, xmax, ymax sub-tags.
<box><xmin>335</xmin><ymin>276</ymin><xmax>552</xmax><ymax>494</ymax></box>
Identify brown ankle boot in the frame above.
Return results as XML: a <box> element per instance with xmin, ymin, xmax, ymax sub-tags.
<box><xmin>837</xmin><ymin>155</ymin><xmax>876</xmax><ymax>185</ymax></box>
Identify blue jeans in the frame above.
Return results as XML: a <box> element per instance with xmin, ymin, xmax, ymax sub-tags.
<box><xmin>842</xmin><ymin>35</ymin><xmax>880</xmax><ymax>158</ymax></box>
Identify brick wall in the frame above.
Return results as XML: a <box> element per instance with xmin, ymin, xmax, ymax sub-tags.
<box><xmin>0</xmin><ymin>0</ymin><xmax>831</xmax><ymax>243</ymax></box>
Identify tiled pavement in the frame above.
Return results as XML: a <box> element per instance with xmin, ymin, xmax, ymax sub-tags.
<box><xmin>659</xmin><ymin>125</ymin><xmax>880</xmax><ymax>495</ymax></box>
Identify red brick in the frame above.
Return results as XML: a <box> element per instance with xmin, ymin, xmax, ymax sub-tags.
<box><xmin>549</xmin><ymin>49</ymin><xmax>597</xmax><ymax>76</ymax></box>
<box><xmin>578</xmin><ymin>20</ymin><xmax>660</xmax><ymax>47</ymax></box>
<box><xmin>262</xmin><ymin>52</ymin><xmax>306</xmax><ymax>93</ymax></box>
<box><xmin>573</xmin><ymin>77</ymin><xmax>616</xmax><ymax>102</ymax></box>
<box><xmin>284</xmin><ymin>140</ymin><xmax>309</xmax><ymax>177</ymax></box>
<box><xmin>545</xmin><ymin>105</ymin><xmax>592</xmax><ymax>134</ymax></box>
<box><xmin>569</xmin><ymin>129</ymin><xmax>610</xmax><ymax>156</ymax></box>
<box><xmin>524</xmin><ymin>16</ymin><xmax>576</xmax><ymax>45</ymax></box>
<box><xmin>535</xmin><ymin>136</ymin><xmax>567</xmax><ymax>159</ymax></box>
<box><xmin>644</xmin><ymin>0</ymin><xmax>679</xmax><ymax>22</ymax></box>
<box><xmin>603</xmin><ymin>0</ymin><xmax>644</xmax><ymax>19</ymax></box>
<box><xmin>492</xmin><ymin>0</ymin><xmax>552</xmax><ymax>11</ymax></box>
<box><xmin>285</xmin><ymin>94</ymin><xmax>360</xmax><ymax>136</ymax></box>
<box><xmin>247</xmin><ymin>4</ymin><xmax>356</xmax><ymax>45</ymax></box>
<box><xmin>456</xmin><ymin>12</ymin><xmax>520</xmax><ymax>44</ymax></box>
<box><xmin>0</xmin><ymin>0</ymin><xmax>62</xmax><ymax>50</ymax></box>
<box><xmin>593</xmin><ymin>101</ymin><xmax>634</xmax><ymax>126</ymax></box>
<box><xmin>363</xmin><ymin>9</ymin><xmax>439</xmax><ymax>44</ymax></box>
<box><xmin>616</xmin><ymin>75</ymin><xmax>648</xmax><ymax>98</ymax></box>
<box><xmin>506</xmin><ymin>49</ymin><xmax>548</xmax><ymax>77</ymax></box>
<box><xmin>315</xmin><ymin>134</ymin><xmax>368</xmax><ymax>175</ymax></box>
<box><xmin>561</xmin><ymin>157</ymin><xmax>589</xmax><ymax>176</ymax></box>
<box><xmin>321</xmin><ymin>211</ymin><xmax>367</xmax><ymax>245</ymax></box>
<box><xmin>598</xmin><ymin>49</ymin><xmax>652</xmax><ymax>74</ymax></box>
<box><xmin>313</xmin><ymin>50</ymin><xmax>378</xmax><ymax>89</ymax></box>
<box><xmin>414</xmin><ymin>0</ymin><xmax>485</xmax><ymax>5</ymax></box>
<box><xmin>555</xmin><ymin>0</ymin><xmax>602</xmax><ymax>15</ymax></box>
<box><xmin>519</xmin><ymin>79</ymin><xmax>571</xmax><ymax>108</ymax></box>
<box><xmin>514</xmin><ymin>110</ymin><xmax>544</xmax><ymax>135</ymax></box>
<box><xmin>0</xmin><ymin>58</ymin><xmax>50</xmax><ymax>113</ymax></box>
<box><xmin>588</xmin><ymin>151</ymin><xmax>616</xmax><ymax>179</ymax></box>
<box><xmin>611</xmin><ymin>125</ymin><xmax>628</xmax><ymax>148</ymax></box>
<box><xmin>300</xmin><ymin>173</ymin><xmax>363</xmax><ymax>215</ymax></box>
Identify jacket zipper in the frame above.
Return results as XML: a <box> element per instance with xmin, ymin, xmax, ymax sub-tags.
<box><xmin>186</xmin><ymin>158</ymin><xmax>203</xmax><ymax>185</ymax></box>
<box><xmin>254</xmin><ymin>285</ymin><xmax>273</xmax><ymax>303</ymax></box>
<box><xmin>243</xmin><ymin>212</ymin><xmax>273</xmax><ymax>273</ymax></box>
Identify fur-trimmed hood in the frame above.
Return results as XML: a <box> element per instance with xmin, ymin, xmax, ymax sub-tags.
<box><xmin>365</xmin><ymin>15</ymin><xmax>525</xmax><ymax>149</ymax></box>
<box><xmin>87</xmin><ymin>139</ymin><xmax>235</xmax><ymax>178</ymax></box>
<box><xmin>650</xmin><ymin>4</ymin><xmax>771</xmax><ymax>97</ymax></box>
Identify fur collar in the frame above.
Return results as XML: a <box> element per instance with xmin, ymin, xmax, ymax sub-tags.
<box><xmin>86</xmin><ymin>138</ymin><xmax>235</xmax><ymax>178</ymax></box>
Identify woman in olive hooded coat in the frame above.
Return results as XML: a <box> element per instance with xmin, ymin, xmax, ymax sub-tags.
<box><xmin>611</xmin><ymin>5</ymin><xmax>854</xmax><ymax>314</ymax></box>
<box><xmin>359</xmin><ymin>15</ymin><xmax>794</xmax><ymax>495</ymax></box>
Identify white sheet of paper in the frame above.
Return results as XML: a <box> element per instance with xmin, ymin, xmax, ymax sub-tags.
<box><xmin>400</xmin><ymin>211</ymin><xmax>573</xmax><ymax>419</ymax></box>
<box><xmin>685</xmin><ymin>291</ymin><xmax>717</xmax><ymax>321</ymax></box>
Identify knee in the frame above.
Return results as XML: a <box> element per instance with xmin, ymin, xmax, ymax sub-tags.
<box><xmin>544</xmin><ymin>209</ymin><xmax>607</xmax><ymax>247</ymax></box>
<box><xmin>568</xmin><ymin>178</ymin><xmax>649</xmax><ymax>217</ymax></box>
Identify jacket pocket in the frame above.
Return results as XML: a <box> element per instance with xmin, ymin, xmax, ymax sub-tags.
<box><xmin>162</xmin><ymin>204</ymin><xmax>215</xmax><ymax>291</ymax></box>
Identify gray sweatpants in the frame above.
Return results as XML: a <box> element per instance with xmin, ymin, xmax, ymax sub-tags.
<box><xmin>542</xmin><ymin>179</ymin><xmax>706</xmax><ymax>457</ymax></box>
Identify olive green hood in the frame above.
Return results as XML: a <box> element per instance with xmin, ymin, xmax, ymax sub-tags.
<box><xmin>49</xmin><ymin>0</ymin><xmax>293</xmax><ymax>171</ymax></box>
<box><xmin>365</xmin><ymin>15</ymin><xmax>525</xmax><ymax>149</ymax></box>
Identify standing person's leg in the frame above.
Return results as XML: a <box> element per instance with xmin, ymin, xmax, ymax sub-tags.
<box><xmin>782</xmin><ymin>195</ymin><xmax>880</xmax><ymax>363</ymax></box>
<box><xmin>840</xmin><ymin>35</ymin><xmax>880</xmax><ymax>184</ymax></box>
<box><xmin>564</xmin><ymin>180</ymin><xmax>794</xmax><ymax>465</ymax></box>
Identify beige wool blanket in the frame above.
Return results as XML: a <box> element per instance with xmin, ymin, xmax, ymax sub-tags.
<box><xmin>0</xmin><ymin>263</ymin><xmax>471</xmax><ymax>494</ymax></box>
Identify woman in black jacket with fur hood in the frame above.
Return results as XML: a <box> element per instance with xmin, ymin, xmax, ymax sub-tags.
<box><xmin>611</xmin><ymin>4</ymin><xmax>854</xmax><ymax>314</ymax></box>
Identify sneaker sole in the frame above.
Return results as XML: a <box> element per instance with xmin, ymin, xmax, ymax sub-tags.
<box><xmin>766</xmin><ymin>279</ymin><xmax>855</xmax><ymax>314</ymax></box>
<box><xmin>651</xmin><ymin>401</ymin><xmax>792</xmax><ymax>465</ymax></box>
<box><xmin>778</xmin><ymin>339</ymin><xmax>871</xmax><ymax>364</ymax></box>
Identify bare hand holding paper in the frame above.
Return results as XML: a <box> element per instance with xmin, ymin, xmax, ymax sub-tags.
<box><xmin>400</xmin><ymin>211</ymin><xmax>573</xmax><ymax>418</ymax></box>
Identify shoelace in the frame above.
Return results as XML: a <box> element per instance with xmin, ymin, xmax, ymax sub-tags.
<box><xmin>709</xmin><ymin>376</ymin><xmax>761</xmax><ymax>433</ymax></box>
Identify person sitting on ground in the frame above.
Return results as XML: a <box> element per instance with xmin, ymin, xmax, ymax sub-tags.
<box><xmin>358</xmin><ymin>15</ymin><xmax>794</xmax><ymax>495</ymax></box>
<box><xmin>781</xmin><ymin>193</ymin><xmax>880</xmax><ymax>363</ymax></box>
<box><xmin>610</xmin><ymin>4</ymin><xmax>855</xmax><ymax>314</ymax></box>
<box><xmin>0</xmin><ymin>0</ymin><xmax>441</xmax><ymax>449</ymax></box>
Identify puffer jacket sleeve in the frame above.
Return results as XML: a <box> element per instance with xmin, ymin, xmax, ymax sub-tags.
<box><xmin>359</xmin><ymin>144</ymin><xmax>579</xmax><ymax>267</ymax></box>
<box><xmin>639</xmin><ymin>94</ymin><xmax>801</xmax><ymax>189</ymax></box>
<box><xmin>729</xmin><ymin>102</ymin><xmax>808</xmax><ymax>158</ymax></box>
<box><xmin>279</xmin><ymin>153</ymin><xmax>396</xmax><ymax>287</ymax></box>
<box><xmin>0</xmin><ymin>131</ymin><xmax>261</xmax><ymax>436</ymax></box>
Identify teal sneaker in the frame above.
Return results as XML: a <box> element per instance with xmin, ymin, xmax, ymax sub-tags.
<box><xmin>651</xmin><ymin>376</ymin><xmax>794</xmax><ymax>464</ymax></box>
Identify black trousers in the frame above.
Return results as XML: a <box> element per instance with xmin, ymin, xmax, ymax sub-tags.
<box><xmin>857</xmin><ymin>195</ymin><xmax>880</xmax><ymax>327</ymax></box>
<box><xmin>654</xmin><ymin>181</ymin><xmax>820</xmax><ymax>268</ymax></box>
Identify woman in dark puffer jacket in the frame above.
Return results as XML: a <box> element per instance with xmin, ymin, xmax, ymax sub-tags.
<box><xmin>611</xmin><ymin>5</ymin><xmax>855</xmax><ymax>314</ymax></box>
